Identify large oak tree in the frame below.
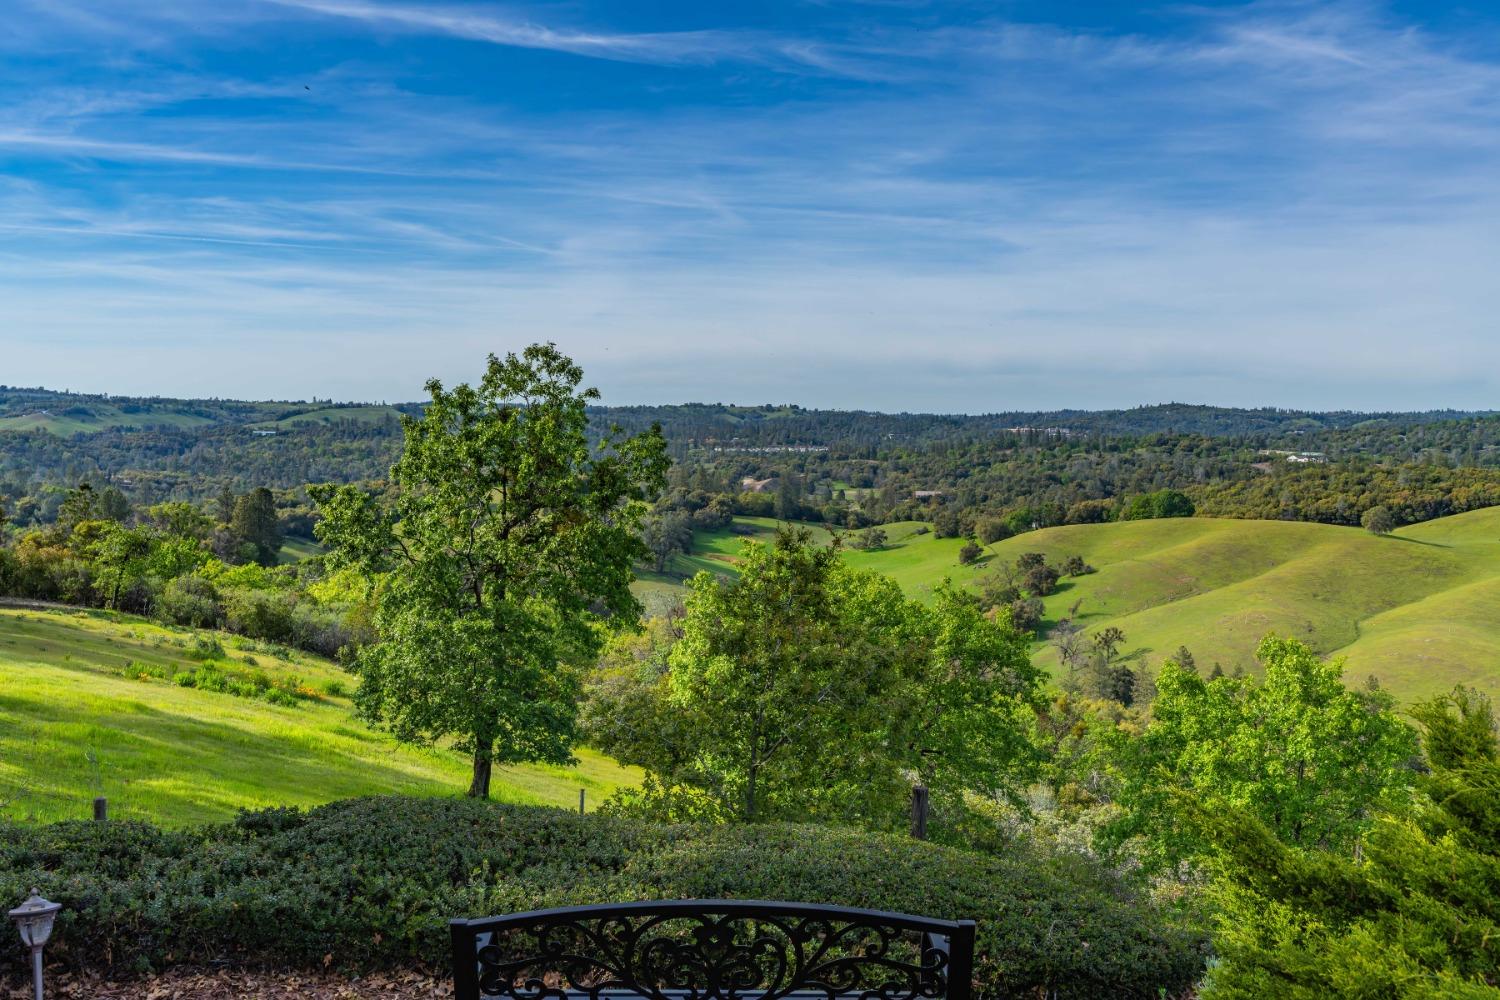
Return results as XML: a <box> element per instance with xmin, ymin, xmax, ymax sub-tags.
<box><xmin>312</xmin><ymin>344</ymin><xmax>668</xmax><ymax>798</ymax></box>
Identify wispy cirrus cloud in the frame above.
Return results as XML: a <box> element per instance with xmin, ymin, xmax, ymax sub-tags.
<box><xmin>260</xmin><ymin>0</ymin><xmax>750</xmax><ymax>64</ymax></box>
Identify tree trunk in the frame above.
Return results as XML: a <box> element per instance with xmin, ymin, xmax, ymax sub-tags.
<box><xmin>469</xmin><ymin>738</ymin><xmax>494</xmax><ymax>799</ymax></box>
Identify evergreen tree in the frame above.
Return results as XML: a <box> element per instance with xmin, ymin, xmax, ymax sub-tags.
<box><xmin>230</xmin><ymin>487</ymin><xmax>282</xmax><ymax>566</ymax></box>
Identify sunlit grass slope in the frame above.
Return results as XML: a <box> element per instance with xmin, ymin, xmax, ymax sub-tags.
<box><xmin>989</xmin><ymin>509</ymin><xmax>1500</xmax><ymax>699</ymax></box>
<box><xmin>0</xmin><ymin>608</ymin><xmax>639</xmax><ymax>826</ymax></box>
<box><xmin>0</xmin><ymin>405</ymin><xmax>216</xmax><ymax>435</ymax></box>
<box><xmin>642</xmin><ymin>508</ymin><xmax>1500</xmax><ymax>701</ymax></box>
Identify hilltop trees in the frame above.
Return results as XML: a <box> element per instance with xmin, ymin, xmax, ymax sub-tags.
<box><xmin>1120</xmin><ymin>489</ymin><xmax>1195</xmax><ymax>521</ymax></box>
<box><xmin>312</xmin><ymin>345</ymin><xmax>669</xmax><ymax>799</ymax></box>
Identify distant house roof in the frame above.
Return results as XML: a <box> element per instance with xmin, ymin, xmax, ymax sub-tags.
<box><xmin>913</xmin><ymin>490</ymin><xmax>944</xmax><ymax>499</ymax></box>
<box><xmin>741</xmin><ymin>477</ymin><xmax>775</xmax><ymax>492</ymax></box>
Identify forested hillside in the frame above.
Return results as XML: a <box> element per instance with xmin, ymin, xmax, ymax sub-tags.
<box><xmin>4</xmin><ymin>388</ymin><xmax>1499</xmax><ymax>540</ymax></box>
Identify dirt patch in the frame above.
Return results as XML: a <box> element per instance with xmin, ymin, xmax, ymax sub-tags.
<box><xmin>1</xmin><ymin>968</ymin><xmax>448</xmax><ymax>999</ymax></box>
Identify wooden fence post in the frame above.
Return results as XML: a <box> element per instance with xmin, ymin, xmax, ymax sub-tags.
<box><xmin>579</xmin><ymin>789</ymin><xmax>586</xmax><ymax>816</ymax></box>
<box><xmin>909</xmin><ymin>785</ymin><xmax>928</xmax><ymax>840</ymax></box>
<box><xmin>93</xmin><ymin>797</ymin><xmax>108</xmax><ymax>822</ymax></box>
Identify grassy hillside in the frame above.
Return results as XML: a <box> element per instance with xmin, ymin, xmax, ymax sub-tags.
<box><xmin>647</xmin><ymin>509</ymin><xmax>1500</xmax><ymax>700</ymax></box>
<box><xmin>0</xmin><ymin>608</ymin><xmax>638</xmax><ymax>826</ymax></box>
<box><xmin>978</xmin><ymin>512</ymin><xmax>1498</xmax><ymax>697</ymax></box>
<box><xmin>0</xmin><ymin>403</ymin><xmax>218</xmax><ymax>435</ymax></box>
<box><xmin>252</xmin><ymin>405</ymin><xmax>410</xmax><ymax>429</ymax></box>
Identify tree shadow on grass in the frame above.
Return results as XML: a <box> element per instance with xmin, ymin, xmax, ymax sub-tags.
<box><xmin>0</xmin><ymin>692</ymin><xmax>474</xmax><ymax>825</ymax></box>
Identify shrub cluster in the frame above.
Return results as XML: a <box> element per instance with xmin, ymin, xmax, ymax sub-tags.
<box><xmin>117</xmin><ymin>649</ymin><xmax>318</xmax><ymax>707</ymax></box>
<box><xmin>0</xmin><ymin>797</ymin><xmax>1207</xmax><ymax>997</ymax></box>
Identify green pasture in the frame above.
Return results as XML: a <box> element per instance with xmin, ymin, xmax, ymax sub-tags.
<box><xmin>0</xmin><ymin>608</ymin><xmax>639</xmax><ymax>826</ymax></box>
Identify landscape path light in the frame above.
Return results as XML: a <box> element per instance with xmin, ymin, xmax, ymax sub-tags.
<box><xmin>8</xmin><ymin>888</ymin><xmax>61</xmax><ymax>1000</ymax></box>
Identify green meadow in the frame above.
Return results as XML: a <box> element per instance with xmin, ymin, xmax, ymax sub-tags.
<box><xmin>644</xmin><ymin>508</ymin><xmax>1500</xmax><ymax>701</ymax></box>
<box><xmin>0</xmin><ymin>404</ymin><xmax>217</xmax><ymax>435</ymax></box>
<box><xmin>0</xmin><ymin>608</ymin><xmax>638</xmax><ymax>826</ymax></box>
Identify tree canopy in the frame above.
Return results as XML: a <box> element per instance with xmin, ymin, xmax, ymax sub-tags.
<box><xmin>312</xmin><ymin>344</ymin><xmax>669</xmax><ymax>798</ymax></box>
<box><xmin>1105</xmin><ymin>636</ymin><xmax>1419</xmax><ymax>867</ymax></box>
<box><xmin>586</xmin><ymin>527</ymin><xmax>1044</xmax><ymax>833</ymax></box>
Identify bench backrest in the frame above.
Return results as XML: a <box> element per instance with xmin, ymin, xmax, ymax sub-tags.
<box><xmin>451</xmin><ymin>899</ymin><xmax>975</xmax><ymax>1000</ymax></box>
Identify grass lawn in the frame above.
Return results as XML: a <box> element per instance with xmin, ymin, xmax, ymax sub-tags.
<box><xmin>0</xmin><ymin>608</ymin><xmax>639</xmax><ymax>826</ymax></box>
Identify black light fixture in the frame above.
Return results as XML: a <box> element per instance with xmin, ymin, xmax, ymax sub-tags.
<box><xmin>8</xmin><ymin>888</ymin><xmax>61</xmax><ymax>1000</ymax></box>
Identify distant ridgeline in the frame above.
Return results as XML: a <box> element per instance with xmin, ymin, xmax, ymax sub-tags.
<box><xmin>1</xmin><ymin>386</ymin><xmax>1499</xmax><ymax>533</ymax></box>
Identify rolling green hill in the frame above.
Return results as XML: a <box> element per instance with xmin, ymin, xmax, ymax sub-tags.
<box><xmin>251</xmin><ymin>404</ymin><xmax>412</xmax><ymax>429</ymax></box>
<box><xmin>0</xmin><ymin>608</ymin><xmax>639</xmax><ymax>826</ymax></box>
<box><xmin>645</xmin><ymin>509</ymin><xmax>1500</xmax><ymax>701</ymax></box>
<box><xmin>0</xmin><ymin>403</ymin><xmax>218</xmax><ymax>435</ymax></box>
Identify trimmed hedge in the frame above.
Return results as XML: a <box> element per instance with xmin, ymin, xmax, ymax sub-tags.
<box><xmin>0</xmin><ymin>797</ymin><xmax>1206</xmax><ymax>997</ymax></box>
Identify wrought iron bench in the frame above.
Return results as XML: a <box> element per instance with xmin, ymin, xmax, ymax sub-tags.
<box><xmin>451</xmin><ymin>899</ymin><xmax>975</xmax><ymax>1000</ymax></box>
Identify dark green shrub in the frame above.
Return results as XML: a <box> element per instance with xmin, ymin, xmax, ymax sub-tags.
<box><xmin>222</xmin><ymin>588</ymin><xmax>297</xmax><ymax>644</ymax></box>
<box><xmin>0</xmin><ymin>797</ymin><xmax>1206</xmax><ymax>996</ymax></box>
<box><xmin>157</xmin><ymin>576</ymin><xmax>222</xmax><ymax>629</ymax></box>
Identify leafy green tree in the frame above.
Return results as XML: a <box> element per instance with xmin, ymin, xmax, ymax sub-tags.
<box><xmin>850</xmin><ymin>526</ymin><xmax>887</xmax><ymax>550</ymax></box>
<box><xmin>1120</xmin><ymin>489</ymin><xmax>1195</xmax><ymax>521</ymax></box>
<box><xmin>1106</xmin><ymin>636</ymin><xmax>1418</xmax><ymax>867</ymax></box>
<box><xmin>641</xmin><ymin>510</ymin><xmax>693</xmax><ymax>573</ymax></box>
<box><xmin>312</xmin><ymin>345</ymin><xmax>669</xmax><ymax>798</ymax></box>
<box><xmin>957</xmin><ymin>539</ymin><xmax>983</xmax><ymax>564</ymax></box>
<box><xmin>1199</xmin><ymin>688</ymin><xmax>1500</xmax><ymax>999</ymax></box>
<box><xmin>592</xmin><ymin>528</ymin><xmax>1044</xmax><ymax>830</ymax></box>
<box><xmin>1061</xmin><ymin>555</ymin><xmax>1092</xmax><ymax>576</ymax></box>
<box><xmin>1362</xmin><ymin>504</ymin><xmax>1397</xmax><ymax>535</ymax></box>
<box><xmin>662</xmin><ymin>527</ymin><xmax>848</xmax><ymax>821</ymax></box>
<box><xmin>147</xmin><ymin>501</ymin><xmax>213</xmax><ymax>541</ymax></box>
<box><xmin>975</xmin><ymin>517</ymin><xmax>1012</xmax><ymax>544</ymax></box>
<box><xmin>1023</xmin><ymin>562</ymin><xmax>1060</xmax><ymax>596</ymax></box>
<box><xmin>78</xmin><ymin>520</ymin><xmax>156</xmax><ymax>609</ymax></box>
<box><xmin>1006</xmin><ymin>596</ymin><xmax>1044</xmax><ymax>635</ymax></box>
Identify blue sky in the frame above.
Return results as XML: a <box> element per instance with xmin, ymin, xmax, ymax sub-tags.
<box><xmin>2</xmin><ymin>0</ymin><xmax>1499</xmax><ymax>411</ymax></box>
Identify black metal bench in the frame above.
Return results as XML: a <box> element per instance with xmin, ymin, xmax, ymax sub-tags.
<box><xmin>451</xmin><ymin>899</ymin><xmax>975</xmax><ymax>1000</ymax></box>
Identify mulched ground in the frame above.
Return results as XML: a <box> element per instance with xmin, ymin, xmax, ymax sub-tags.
<box><xmin>1</xmin><ymin>968</ymin><xmax>449</xmax><ymax>999</ymax></box>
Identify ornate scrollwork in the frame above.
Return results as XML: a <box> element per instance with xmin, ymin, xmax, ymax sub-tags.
<box><xmin>470</xmin><ymin>906</ymin><xmax>954</xmax><ymax>1000</ymax></box>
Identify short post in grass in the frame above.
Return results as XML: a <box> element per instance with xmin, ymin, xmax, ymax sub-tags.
<box><xmin>93</xmin><ymin>797</ymin><xmax>107</xmax><ymax>822</ymax></box>
<box><xmin>9</xmin><ymin>888</ymin><xmax>61</xmax><ymax>1000</ymax></box>
<box><xmin>579</xmin><ymin>788</ymin><xmax>586</xmax><ymax>815</ymax></box>
<box><xmin>910</xmin><ymin>785</ymin><xmax>929</xmax><ymax>840</ymax></box>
